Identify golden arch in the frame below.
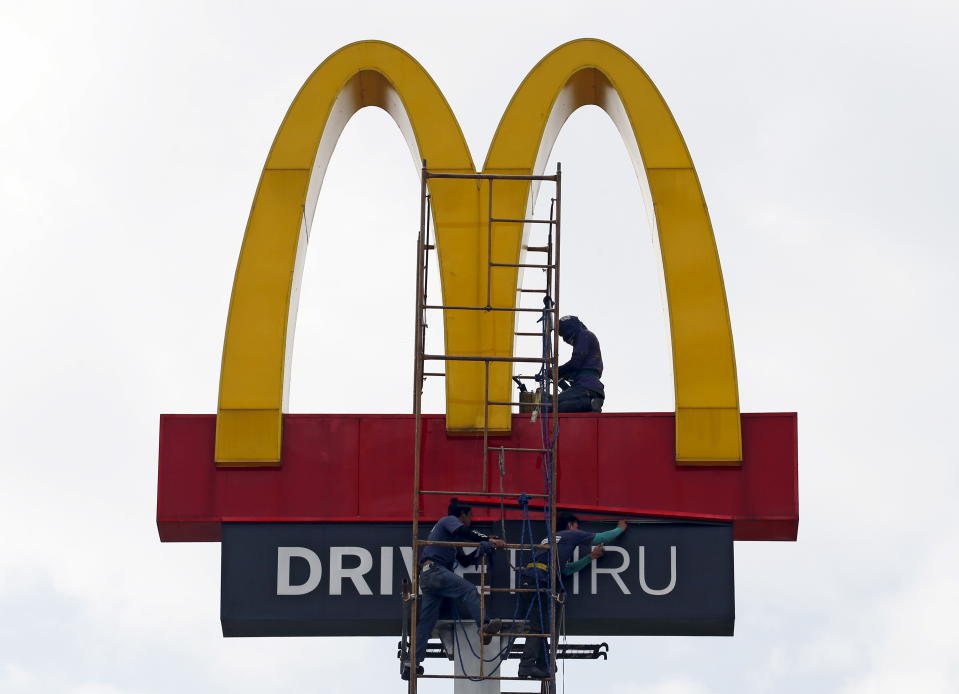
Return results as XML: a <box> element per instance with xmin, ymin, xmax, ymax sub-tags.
<box><xmin>216</xmin><ymin>39</ymin><xmax>741</xmax><ymax>466</ymax></box>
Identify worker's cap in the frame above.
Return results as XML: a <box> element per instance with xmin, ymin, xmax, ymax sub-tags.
<box><xmin>558</xmin><ymin>315</ymin><xmax>582</xmax><ymax>338</ymax></box>
<box><xmin>448</xmin><ymin>497</ymin><xmax>472</xmax><ymax>517</ymax></box>
<box><xmin>557</xmin><ymin>512</ymin><xmax>579</xmax><ymax>528</ymax></box>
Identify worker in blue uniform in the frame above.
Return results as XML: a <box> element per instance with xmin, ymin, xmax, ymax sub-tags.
<box><xmin>403</xmin><ymin>498</ymin><xmax>507</xmax><ymax>680</ymax></box>
<box><xmin>545</xmin><ymin>315</ymin><xmax>605</xmax><ymax>413</ymax></box>
<box><xmin>516</xmin><ymin>514</ymin><xmax>627</xmax><ymax>679</ymax></box>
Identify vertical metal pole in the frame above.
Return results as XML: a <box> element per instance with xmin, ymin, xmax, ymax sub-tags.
<box><xmin>545</xmin><ymin>199</ymin><xmax>555</xmax><ymax>305</ymax></box>
<box><xmin>548</xmin><ymin>163</ymin><xmax>562</xmax><ymax>687</ymax></box>
<box><xmin>484</xmin><ymin>176</ymin><xmax>493</xmax><ymax>494</ymax></box>
<box><xmin>483</xmin><ymin>359</ymin><xmax>490</xmax><ymax>493</ymax></box>
<box><xmin>486</xmin><ymin>179</ymin><xmax>494</xmax><ymax>309</ymax></box>
<box><xmin>422</xmin><ymin>194</ymin><xmax>432</xmax><ymax>381</ymax></box>
<box><xmin>409</xmin><ymin>162</ymin><xmax>428</xmax><ymax>694</ymax></box>
<box><xmin>545</xmin><ymin>198</ymin><xmax>555</xmax><ymax>409</ymax></box>
<box><xmin>479</xmin><ymin>555</ymin><xmax>487</xmax><ymax>677</ymax></box>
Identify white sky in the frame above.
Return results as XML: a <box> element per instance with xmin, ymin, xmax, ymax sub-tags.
<box><xmin>2</xmin><ymin>1</ymin><xmax>958</xmax><ymax>692</ymax></box>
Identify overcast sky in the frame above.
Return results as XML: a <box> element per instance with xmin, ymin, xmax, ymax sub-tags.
<box><xmin>2</xmin><ymin>1</ymin><xmax>958</xmax><ymax>693</ymax></box>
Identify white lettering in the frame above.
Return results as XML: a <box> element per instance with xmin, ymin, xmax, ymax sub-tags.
<box><xmin>457</xmin><ymin>548</ymin><xmax>478</xmax><ymax>577</ymax></box>
<box><xmin>329</xmin><ymin>547</ymin><xmax>374</xmax><ymax>596</ymax></box>
<box><xmin>275</xmin><ymin>543</ymin><xmax>679</xmax><ymax>599</ymax></box>
<box><xmin>572</xmin><ymin>546</ymin><xmax>580</xmax><ymax>596</ymax></box>
<box><xmin>457</xmin><ymin>547</ymin><xmax>486</xmax><ymax>595</ymax></box>
<box><xmin>380</xmin><ymin>546</ymin><xmax>393</xmax><ymax>595</ymax></box>
<box><xmin>639</xmin><ymin>546</ymin><xmax>677</xmax><ymax>596</ymax></box>
<box><xmin>591</xmin><ymin>546</ymin><xmax>631</xmax><ymax>595</ymax></box>
<box><xmin>276</xmin><ymin>547</ymin><xmax>322</xmax><ymax>596</ymax></box>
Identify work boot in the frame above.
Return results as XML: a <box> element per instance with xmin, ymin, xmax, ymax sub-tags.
<box><xmin>400</xmin><ymin>664</ymin><xmax>424</xmax><ymax>680</ymax></box>
<box><xmin>481</xmin><ymin>618</ymin><xmax>502</xmax><ymax>645</ymax></box>
<box><xmin>517</xmin><ymin>662</ymin><xmax>550</xmax><ymax>679</ymax></box>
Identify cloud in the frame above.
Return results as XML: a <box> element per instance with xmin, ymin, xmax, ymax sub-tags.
<box><xmin>610</xmin><ymin>678</ymin><xmax>711</xmax><ymax>694</ymax></box>
<box><xmin>838</xmin><ymin>530</ymin><xmax>959</xmax><ymax>693</ymax></box>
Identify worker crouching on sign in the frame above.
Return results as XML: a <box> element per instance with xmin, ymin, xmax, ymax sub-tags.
<box><xmin>544</xmin><ymin>315</ymin><xmax>605</xmax><ymax>413</ymax></box>
<box><xmin>404</xmin><ymin>498</ymin><xmax>507</xmax><ymax>680</ymax></box>
<box><xmin>517</xmin><ymin>514</ymin><xmax>627</xmax><ymax>679</ymax></box>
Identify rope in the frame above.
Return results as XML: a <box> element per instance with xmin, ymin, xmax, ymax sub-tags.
<box><xmin>498</xmin><ymin>447</ymin><xmax>508</xmax><ymax>543</ymax></box>
<box><xmin>442</xmin><ymin>197</ymin><xmax>562</xmax><ymax>680</ymax></box>
<box><xmin>560</xmin><ymin>602</ymin><xmax>567</xmax><ymax>694</ymax></box>
<box><xmin>447</xmin><ymin>496</ymin><xmax>544</xmax><ymax>677</ymax></box>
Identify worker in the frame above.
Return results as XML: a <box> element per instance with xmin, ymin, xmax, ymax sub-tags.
<box><xmin>545</xmin><ymin>315</ymin><xmax>605</xmax><ymax>412</ymax></box>
<box><xmin>516</xmin><ymin>514</ymin><xmax>627</xmax><ymax>679</ymax></box>
<box><xmin>403</xmin><ymin>498</ymin><xmax>507</xmax><ymax>680</ymax></box>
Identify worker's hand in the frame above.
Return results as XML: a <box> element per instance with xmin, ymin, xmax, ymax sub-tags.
<box><xmin>589</xmin><ymin>544</ymin><xmax>605</xmax><ymax>560</ymax></box>
<box><xmin>491</xmin><ymin>538</ymin><xmax>506</xmax><ymax>549</ymax></box>
<box><xmin>617</xmin><ymin>519</ymin><xmax>628</xmax><ymax>531</ymax></box>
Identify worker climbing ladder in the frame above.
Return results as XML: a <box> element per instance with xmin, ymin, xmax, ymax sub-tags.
<box><xmin>406</xmin><ymin>163</ymin><xmax>564</xmax><ymax>693</ymax></box>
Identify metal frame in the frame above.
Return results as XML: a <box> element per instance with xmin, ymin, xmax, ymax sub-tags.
<box><xmin>409</xmin><ymin>163</ymin><xmax>563</xmax><ymax>694</ymax></box>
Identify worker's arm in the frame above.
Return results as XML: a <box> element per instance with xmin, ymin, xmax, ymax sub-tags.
<box><xmin>452</xmin><ymin>524</ymin><xmax>489</xmax><ymax>543</ymax></box>
<box><xmin>557</xmin><ymin>332</ymin><xmax>591</xmax><ymax>379</ymax></box>
<box><xmin>451</xmin><ymin>524</ymin><xmax>506</xmax><ymax>549</ymax></box>
<box><xmin>456</xmin><ymin>542</ymin><xmax>493</xmax><ymax>567</ymax></box>
<box><xmin>563</xmin><ymin>545</ymin><xmax>607</xmax><ymax>575</ymax></box>
<box><xmin>562</xmin><ymin>555</ymin><xmax>591</xmax><ymax>575</ymax></box>
<box><xmin>591</xmin><ymin>524</ymin><xmax>626</xmax><ymax>545</ymax></box>
<box><xmin>561</xmin><ymin>522</ymin><xmax>627</xmax><ymax>574</ymax></box>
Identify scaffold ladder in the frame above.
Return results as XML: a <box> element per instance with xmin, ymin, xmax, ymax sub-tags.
<box><xmin>407</xmin><ymin>163</ymin><xmax>563</xmax><ymax>694</ymax></box>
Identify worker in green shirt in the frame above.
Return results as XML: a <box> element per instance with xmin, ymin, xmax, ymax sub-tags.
<box><xmin>516</xmin><ymin>514</ymin><xmax>627</xmax><ymax>679</ymax></box>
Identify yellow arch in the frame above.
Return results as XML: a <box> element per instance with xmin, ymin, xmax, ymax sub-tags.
<box><xmin>484</xmin><ymin>39</ymin><xmax>740</xmax><ymax>463</ymax></box>
<box><xmin>216</xmin><ymin>41</ymin><xmax>477</xmax><ymax>464</ymax></box>
<box><xmin>216</xmin><ymin>39</ymin><xmax>741</xmax><ymax>466</ymax></box>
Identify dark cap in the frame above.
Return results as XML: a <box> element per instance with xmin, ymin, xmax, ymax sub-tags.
<box><xmin>448</xmin><ymin>498</ymin><xmax>472</xmax><ymax>517</ymax></box>
<box><xmin>557</xmin><ymin>512</ymin><xmax>579</xmax><ymax>529</ymax></box>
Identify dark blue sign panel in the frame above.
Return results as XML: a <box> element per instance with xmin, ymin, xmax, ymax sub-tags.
<box><xmin>221</xmin><ymin>521</ymin><xmax>733</xmax><ymax>637</ymax></box>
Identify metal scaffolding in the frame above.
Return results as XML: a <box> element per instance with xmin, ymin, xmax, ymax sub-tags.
<box><xmin>407</xmin><ymin>163</ymin><xmax>563</xmax><ymax>694</ymax></box>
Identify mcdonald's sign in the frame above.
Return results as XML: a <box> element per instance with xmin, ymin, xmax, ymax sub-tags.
<box><xmin>157</xmin><ymin>40</ymin><xmax>797</xmax><ymax>546</ymax></box>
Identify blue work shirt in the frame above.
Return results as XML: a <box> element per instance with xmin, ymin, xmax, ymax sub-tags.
<box><xmin>420</xmin><ymin>515</ymin><xmax>490</xmax><ymax>571</ymax></box>
<box><xmin>524</xmin><ymin>525</ymin><xmax>625</xmax><ymax>578</ymax></box>
<box><xmin>529</xmin><ymin>529</ymin><xmax>596</xmax><ymax>572</ymax></box>
<box><xmin>557</xmin><ymin>317</ymin><xmax>604</xmax><ymax>396</ymax></box>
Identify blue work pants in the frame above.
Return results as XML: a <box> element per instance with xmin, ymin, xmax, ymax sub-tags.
<box><xmin>542</xmin><ymin>385</ymin><xmax>602</xmax><ymax>413</ymax></box>
<box><xmin>518</xmin><ymin>573</ymin><xmax>550</xmax><ymax>667</ymax></box>
<box><xmin>415</xmin><ymin>562</ymin><xmax>483</xmax><ymax>665</ymax></box>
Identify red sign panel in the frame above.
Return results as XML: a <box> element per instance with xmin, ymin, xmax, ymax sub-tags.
<box><xmin>157</xmin><ymin>412</ymin><xmax>797</xmax><ymax>543</ymax></box>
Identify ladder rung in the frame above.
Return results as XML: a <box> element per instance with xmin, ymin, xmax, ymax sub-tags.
<box><xmin>422</xmin><ymin>372</ymin><xmax>445</xmax><ymax>377</ymax></box>
<box><xmin>515</xmin><ymin>332</ymin><xmax>544</xmax><ymax>336</ymax></box>
<box><xmin>517</xmin><ymin>289</ymin><xmax>547</xmax><ymax>293</ymax></box>
<box><xmin>415</xmin><ymin>539</ymin><xmax>550</xmax><ymax>550</ymax></box>
<box><xmin>482</xmin><ymin>587</ymin><xmax>551</xmax><ymax>593</ymax></box>
<box><xmin>425</xmin><ymin>244</ymin><xmax>435</xmax><ymax>250</ymax></box>
<box><xmin>487</xmin><ymin>401</ymin><xmax>528</xmax><ymax>407</ymax></box>
<box><xmin>423</xmin><ymin>304</ymin><xmax>557</xmax><ymax>314</ymax></box>
<box><xmin>418</xmin><ymin>675</ymin><xmax>553</xmax><ymax>681</ymax></box>
<box><xmin>425</xmin><ymin>172</ymin><xmax>558</xmax><ymax>182</ymax></box>
<box><xmin>490</xmin><ymin>262</ymin><xmax>555</xmax><ymax>269</ymax></box>
<box><xmin>499</xmin><ymin>632</ymin><xmax>552</xmax><ymax>638</ymax></box>
<box><xmin>524</xmin><ymin>246</ymin><xmax>549</xmax><ymax>252</ymax></box>
<box><xmin>423</xmin><ymin>354</ymin><xmax>553</xmax><ymax>364</ymax></box>
<box><xmin>490</xmin><ymin>217</ymin><xmax>554</xmax><ymax>225</ymax></box>
<box><xmin>419</xmin><ymin>490</ymin><xmax>548</xmax><ymax>498</ymax></box>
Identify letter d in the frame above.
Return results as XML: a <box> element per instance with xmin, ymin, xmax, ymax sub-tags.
<box><xmin>277</xmin><ymin>547</ymin><xmax>322</xmax><ymax>595</ymax></box>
